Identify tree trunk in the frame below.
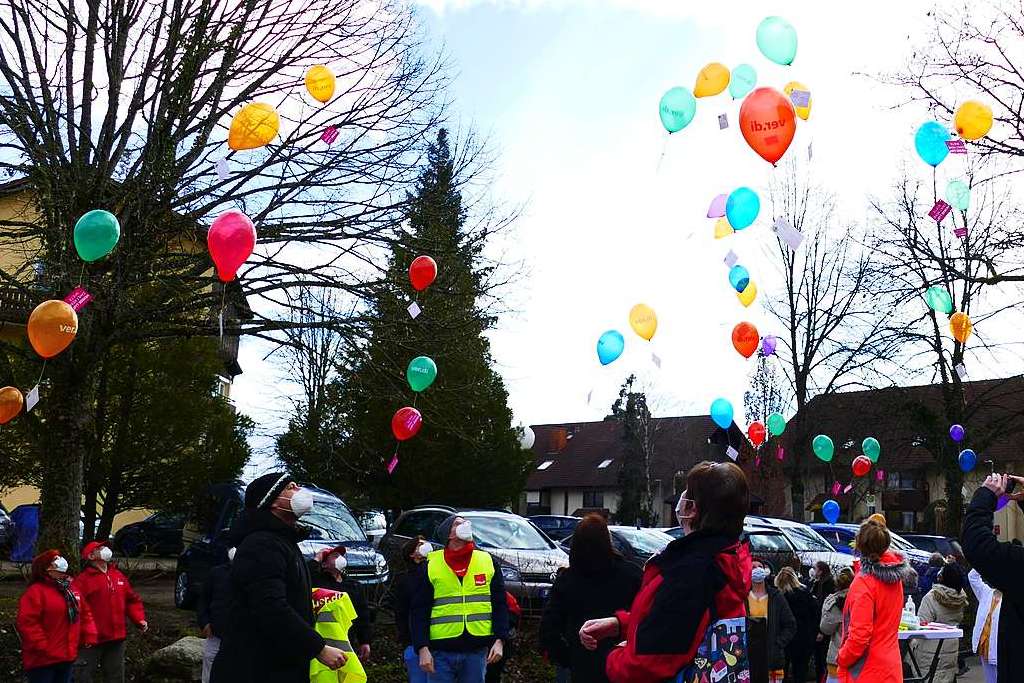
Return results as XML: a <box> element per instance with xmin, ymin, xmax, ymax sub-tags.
<box><xmin>942</xmin><ymin>446</ymin><xmax>964</xmax><ymax>536</ymax></box>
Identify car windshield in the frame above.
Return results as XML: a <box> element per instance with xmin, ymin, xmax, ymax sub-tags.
<box><xmin>467</xmin><ymin>514</ymin><xmax>551</xmax><ymax>550</ymax></box>
<box><xmin>615</xmin><ymin>529</ymin><xmax>671</xmax><ymax>555</ymax></box>
<box><xmin>888</xmin><ymin>532</ymin><xmax>915</xmax><ymax>553</ymax></box>
<box><xmin>302</xmin><ymin>496</ymin><xmax>366</xmax><ymax>542</ymax></box>
<box><xmin>748</xmin><ymin>532</ymin><xmax>793</xmax><ymax>553</ymax></box>
<box><xmin>785</xmin><ymin>525</ymin><xmax>833</xmax><ymax>552</ymax></box>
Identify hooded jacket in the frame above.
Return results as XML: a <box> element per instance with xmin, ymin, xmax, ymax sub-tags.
<box><xmin>912</xmin><ymin>584</ymin><xmax>968</xmax><ymax>683</ymax></box>
<box><xmin>602</xmin><ymin>530</ymin><xmax>752</xmax><ymax>683</ymax></box>
<box><xmin>210</xmin><ymin>510</ymin><xmax>325</xmax><ymax>683</ymax></box>
<box><xmin>71</xmin><ymin>563</ymin><xmax>146</xmax><ymax>644</ymax></box>
<box><xmin>819</xmin><ymin>588</ymin><xmax>848</xmax><ymax>667</ymax></box>
<box><xmin>838</xmin><ymin>550</ymin><xmax>916</xmax><ymax>683</ymax></box>
<box><xmin>17</xmin><ymin>577</ymin><xmax>98</xmax><ymax>670</ymax></box>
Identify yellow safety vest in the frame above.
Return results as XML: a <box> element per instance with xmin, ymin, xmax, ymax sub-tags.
<box><xmin>427</xmin><ymin>549</ymin><xmax>495</xmax><ymax>642</ymax></box>
<box><xmin>309</xmin><ymin>589</ymin><xmax>367</xmax><ymax>683</ymax></box>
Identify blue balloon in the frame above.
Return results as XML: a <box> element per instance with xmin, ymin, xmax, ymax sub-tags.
<box><xmin>710</xmin><ymin>398</ymin><xmax>734</xmax><ymax>429</ymax></box>
<box><xmin>725</xmin><ymin>187</ymin><xmax>760</xmax><ymax>230</ymax></box>
<box><xmin>915</xmin><ymin>121</ymin><xmax>951</xmax><ymax>167</ymax></box>
<box><xmin>728</xmin><ymin>265</ymin><xmax>750</xmax><ymax>293</ymax></box>
<box><xmin>596</xmin><ymin>330</ymin><xmax>625</xmax><ymax>366</ymax></box>
<box><xmin>822</xmin><ymin>499</ymin><xmax>840</xmax><ymax>524</ymax></box>
<box><xmin>729</xmin><ymin>64</ymin><xmax>757</xmax><ymax>100</ymax></box>
<box><xmin>958</xmin><ymin>448</ymin><xmax>977</xmax><ymax>472</ymax></box>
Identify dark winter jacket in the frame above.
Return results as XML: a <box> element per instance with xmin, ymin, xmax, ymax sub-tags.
<box><xmin>781</xmin><ymin>585</ymin><xmax>819</xmax><ymax>655</ymax></box>
<box><xmin>197</xmin><ymin>563</ymin><xmax>233</xmax><ymax>639</ymax></box>
<box><xmin>393</xmin><ymin>567</ymin><xmax>421</xmax><ymax>648</ymax></box>
<box><xmin>601</xmin><ymin>530</ymin><xmax>752</xmax><ymax>683</ymax></box>
<box><xmin>308</xmin><ymin>561</ymin><xmax>375</xmax><ymax>647</ymax></box>
<box><xmin>810</xmin><ymin>574</ymin><xmax>836</xmax><ymax>608</ymax></box>
<box><xmin>748</xmin><ymin>583</ymin><xmax>796</xmax><ymax>674</ymax></box>
<box><xmin>210</xmin><ymin>510</ymin><xmax>325</xmax><ymax>683</ymax></box>
<box><xmin>962</xmin><ymin>486</ymin><xmax>1024</xmax><ymax>683</ymax></box>
<box><xmin>539</xmin><ymin>557</ymin><xmax>642</xmax><ymax>683</ymax></box>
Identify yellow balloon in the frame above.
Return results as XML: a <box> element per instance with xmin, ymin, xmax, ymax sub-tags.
<box><xmin>714</xmin><ymin>217</ymin><xmax>734</xmax><ymax>239</ymax></box>
<box><xmin>737</xmin><ymin>281</ymin><xmax>757</xmax><ymax>307</ymax></box>
<box><xmin>629</xmin><ymin>304</ymin><xmax>658</xmax><ymax>341</ymax></box>
<box><xmin>228</xmin><ymin>103</ymin><xmax>280</xmax><ymax>151</ymax></box>
<box><xmin>305</xmin><ymin>65</ymin><xmax>336</xmax><ymax>104</ymax></box>
<box><xmin>950</xmin><ymin>311</ymin><xmax>973</xmax><ymax>344</ymax></box>
<box><xmin>783</xmin><ymin>81</ymin><xmax>811</xmax><ymax>121</ymax></box>
<box><xmin>694</xmin><ymin>62</ymin><xmax>730</xmax><ymax>98</ymax></box>
<box><xmin>954</xmin><ymin>100</ymin><xmax>993</xmax><ymax>141</ymax></box>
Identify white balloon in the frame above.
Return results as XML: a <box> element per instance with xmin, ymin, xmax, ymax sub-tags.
<box><xmin>520</xmin><ymin>426</ymin><xmax>536</xmax><ymax>450</ymax></box>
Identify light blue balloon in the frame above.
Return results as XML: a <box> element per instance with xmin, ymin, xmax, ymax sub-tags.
<box><xmin>729</xmin><ymin>64</ymin><xmax>757</xmax><ymax>100</ymax></box>
<box><xmin>756</xmin><ymin>16</ymin><xmax>798</xmax><ymax>66</ymax></box>
<box><xmin>710</xmin><ymin>398</ymin><xmax>734</xmax><ymax>429</ymax></box>
<box><xmin>915</xmin><ymin>121</ymin><xmax>951</xmax><ymax>167</ymax></box>
<box><xmin>726</xmin><ymin>187</ymin><xmax>760</xmax><ymax>230</ymax></box>
<box><xmin>822</xmin><ymin>499</ymin><xmax>840</xmax><ymax>524</ymax></box>
<box><xmin>659</xmin><ymin>87</ymin><xmax>697</xmax><ymax>134</ymax></box>
<box><xmin>728</xmin><ymin>265</ymin><xmax>750</xmax><ymax>293</ymax></box>
<box><xmin>597</xmin><ymin>330</ymin><xmax>625</xmax><ymax>366</ymax></box>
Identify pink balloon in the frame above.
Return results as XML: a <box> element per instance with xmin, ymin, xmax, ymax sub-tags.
<box><xmin>208</xmin><ymin>209</ymin><xmax>256</xmax><ymax>282</ymax></box>
<box><xmin>707</xmin><ymin>193</ymin><xmax>728</xmax><ymax>218</ymax></box>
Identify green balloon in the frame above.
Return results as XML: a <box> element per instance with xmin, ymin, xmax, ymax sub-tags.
<box><xmin>767</xmin><ymin>412</ymin><xmax>786</xmax><ymax>437</ymax></box>
<box><xmin>729</xmin><ymin>64</ymin><xmax>758</xmax><ymax>100</ymax></box>
<box><xmin>756</xmin><ymin>16</ymin><xmax>798</xmax><ymax>66</ymax></box>
<box><xmin>406</xmin><ymin>356</ymin><xmax>437</xmax><ymax>393</ymax></box>
<box><xmin>659</xmin><ymin>87</ymin><xmax>696</xmax><ymax>134</ymax></box>
<box><xmin>946</xmin><ymin>180</ymin><xmax>970</xmax><ymax>211</ymax></box>
<box><xmin>862</xmin><ymin>437</ymin><xmax>881</xmax><ymax>463</ymax></box>
<box><xmin>812</xmin><ymin>434</ymin><xmax>834</xmax><ymax>462</ymax></box>
<box><xmin>925</xmin><ymin>286</ymin><xmax>953</xmax><ymax>315</ymax></box>
<box><xmin>74</xmin><ymin>210</ymin><xmax>120</xmax><ymax>262</ymax></box>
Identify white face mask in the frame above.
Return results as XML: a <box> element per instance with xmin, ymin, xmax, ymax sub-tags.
<box><xmin>808</xmin><ymin>568</ymin><xmax>817</xmax><ymax>579</ymax></box>
<box><xmin>676</xmin><ymin>493</ymin><xmax>696</xmax><ymax>535</ymax></box>
<box><xmin>752</xmin><ymin>567</ymin><xmax>770</xmax><ymax>584</ymax></box>
<box><xmin>288</xmin><ymin>488</ymin><xmax>314</xmax><ymax>518</ymax></box>
<box><xmin>227</xmin><ymin>547</ymin><xmax>236</xmax><ymax>563</ymax></box>
<box><xmin>415</xmin><ymin>541</ymin><xmax>433</xmax><ymax>559</ymax></box>
<box><xmin>332</xmin><ymin>554</ymin><xmax>347</xmax><ymax>573</ymax></box>
<box><xmin>98</xmin><ymin>547</ymin><xmax>113</xmax><ymax>562</ymax></box>
<box><xmin>52</xmin><ymin>556</ymin><xmax>69</xmax><ymax>573</ymax></box>
<box><xmin>454</xmin><ymin>520</ymin><xmax>473</xmax><ymax>542</ymax></box>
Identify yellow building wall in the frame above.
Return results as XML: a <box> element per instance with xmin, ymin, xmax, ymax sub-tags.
<box><xmin>1</xmin><ymin>484</ymin><xmax>153</xmax><ymax>536</ymax></box>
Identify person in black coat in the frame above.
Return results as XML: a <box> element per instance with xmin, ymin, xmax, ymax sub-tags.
<box><xmin>747</xmin><ymin>559</ymin><xmax>796</xmax><ymax>683</ymax></box>
<box><xmin>539</xmin><ymin>514</ymin><xmax>642</xmax><ymax>683</ymax></box>
<box><xmin>775</xmin><ymin>567</ymin><xmax>817</xmax><ymax>683</ymax></box>
<box><xmin>961</xmin><ymin>473</ymin><xmax>1024</xmax><ymax>683</ymax></box>
<box><xmin>308</xmin><ymin>545</ymin><xmax>374</xmax><ymax>661</ymax></box>
<box><xmin>393</xmin><ymin>536</ymin><xmax>431</xmax><ymax>682</ymax></box>
<box><xmin>198</xmin><ymin>553</ymin><xmax>234</xmax><ymax>683</ymax></box>
<box><xmin>210</xmin><ymin>472</ymin><xmax>347</xmax><ymax>683</ymax></box>
<box><xmin>808</xmin><ymin>561</ymin><xmax>835</xmax><ymax>683</ymax></box>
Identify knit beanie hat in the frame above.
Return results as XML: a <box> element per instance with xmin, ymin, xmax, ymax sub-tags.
<box><xmin>245</xmin><ymin>472</ymin><xmax>292</xmax><ymax>510</ymax></box>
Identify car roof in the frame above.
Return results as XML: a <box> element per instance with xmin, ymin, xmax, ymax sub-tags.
<box><xmin>529</xmin><ymin>514</ymin><xmax>579</xmax><ymax>520</ymax></box>
<box><xmin>900</xmin><ymin>534</ymin><xmax>948</xmax><ymax>540</ymax></box>
<box><xmin>405</xmin><ymin>506</ymin><xmax>519</xmax><ymax>518</ymax></box>
<box><xmin>746</xmin><ymin>515</ymin><xmax>811</xmax><ymax>529</ymax></box>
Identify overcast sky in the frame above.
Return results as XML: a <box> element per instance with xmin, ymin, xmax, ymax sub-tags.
<box><xmin>231</xmin><ymin>0</ymin><xmax>1005</xmax><ymax>474</ymax></box>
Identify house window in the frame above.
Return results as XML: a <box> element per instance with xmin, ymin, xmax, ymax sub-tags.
<box><xmin>583</xmin><ymin>491</ymin><xmax>604</xmax><ymax>508</ymax></box>
<box><xmin>887</xmin><ymin>472</ymin><xmax>919</xmax><ymax>490</ymax></box>
<box><xmin>537</xmin><ymin>461</ymin><xmax>553</xmax><ymax>471</ymax></box>
<box><xmin>901</xmin><ymin>511</ymin><xmax>916</xmax><ymax>531</ymax></box>
<box><xmin>526</xmin><ymin>491</ymin><xmax>540</xmax><ymax>504</ymax></box>
<box><xmin>598</xmin><ymin>459</ymin><xmax>613</xmax><ymax>469</ymax></box>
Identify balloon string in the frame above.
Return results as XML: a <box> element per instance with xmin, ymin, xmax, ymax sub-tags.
<box><xmin>34</xmin><ymin>359</ymin><xmax>47</xmax><ymax>388</ymax></box>
<box><xmin>218</xmin><ymin>287</ymin><xmax>226</xmax><ymax>342</ymax></box>
<box><xmin>77</xmin><ymin>262</ymin><xmax>85</xmax><ymax>288</ymax></box>
<box><xmin>656</xmin><ymin>134</ymin><xmax>669</xmax><ymax>172</ymax></box>
<box><xmin>412</xmin><ymin>393</ymin><xmax>418</xmax><ymax>409</ymax></box>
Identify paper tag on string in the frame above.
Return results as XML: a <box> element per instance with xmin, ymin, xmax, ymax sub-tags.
<box><xmin>407</xmin><ymin>301</ymin><xmax>421</xmax><ymax>319</ymax></box>
<box><xmin>789</xmin><ymin>89</ymin><xmax>811</xmax><ymax>107</ymax></box>
<box><xmin>724</xmin><ymin>250</ymin><xmax>739</xmax><ymax>268</ymax></box>
<box><xmin>726</xmin><ymin>445</ymin><xmax>739</xmax><ymax>461</ymax></box>
<box><xmin>807</xmin><ymin>142</ymin><xmax>813</xmax><ymax>161</ymax></box>
<box><xmin>321</xmin><ymin>126</ymin><xmax>339</xmax><ymax>145</ymax></box>
<box><xmin>945</xmin><ymin>139</ymin><xmax>967</xmax><ymax>154</ymax></box>
<box><xmin>586</xmin><ymin>389</ymin><xmax>593</xmax><ymax>405</ymax></box>
<box><xmin>831</xmin><ymin>481</ymin><xmax>842</xmax><ymax>496</ymax></box>
<box><xmin>929</xmin><ymin>200</ymin><xmax>952</xmax><ymax>222</ymax></box>
<box><xmin>755</xmin><ymin>455</ymin><xmax>762</xmax><ymax>468</ymax></box>
<box><xmin>776</xmin><ymin>446</ymin><xmax>784</xmax><ymax>461</ymax></box>
<box><xmin>718</xmin><ymin>114</ymin><xmax>728</xmax><ymax>130</ymax></box>
<box><xmin>876</xmin><ymin>468</ymin><xmax>886</xmax><ymax>483</ymax></box>
<box><xmin>25</xmin><ymin>385</ymin><xmax>39</xmax><ymax>412</ymax></box>
<box><xmin>651</xmin><ymin>352</ymin><xmax>661</xmax><ymax>369</ymax></box>
<box><xmin>218</xmin><ymin>308</ymin><xmax>224</xmax><ymax>338</ymax></box>
<box><xmin>216</xmin><ymin>158</ymin><xmax>229</xmax><ymax>181</ymax></box>
<box><xmin>772</xmin><ymin>217</ymin><xmax>804</xmax><ymax>251</ymax></box>
<box><xmin>954</xmin><ymin>226</ymin><xmax>967</xmax><ymax>238</ymax></box>
<box><xmin>386</xmin><ymin>452</ymin><xmax>399</xmax><ymax>475</ymax></box>
<box><xmin>955</xmin><ymin>363</ymin><xmax>968</xmax><ymax>380</ymax></box>
<box><xmin>843</xmin><ymin>483</ymin><xmax>853</xmax><ymax>494</ymax></box>
<box><xmin>63</xmin><ymin>286</ymin><xmax>93</xmax><ymax>312</ymax></box>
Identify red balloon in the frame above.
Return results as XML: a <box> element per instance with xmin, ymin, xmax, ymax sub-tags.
<box><xmin>208</xmin><ymin>209</ymin><xmax>256</xmax><ymax>282</ymax></box>
<box><xmin>392</xmin><ymin>406</ymin><xmax>422</xmax><ymax>441</ymax></box>
<box><xmin>852</xmin><ymin>455</ymin><xmax>872</xmax><ymax>478</ymax></box>
<box><xmin>748</xmin><ymin>421</ymin><xmax>766</xmax><ymax>447</ymax></box>
<box><xmin>732</xmin><ymin>322</ymin><xmax>760</xmax><ymax>359</ymax></box>
<box><xmin>409</xmin><ymin>256</ymin><xmax>437</xmax><ymax>292</ymax></box>
<box><xmin>739</xmin><ymin>88</ymin><xmax>797</xmax><ymax>165</ymax></box>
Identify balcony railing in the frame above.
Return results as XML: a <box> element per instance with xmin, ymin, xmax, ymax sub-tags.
<box><xmin>0</xmin><ymin>287</ymin><xmax>34</xmax><ymax>324</ymax></box>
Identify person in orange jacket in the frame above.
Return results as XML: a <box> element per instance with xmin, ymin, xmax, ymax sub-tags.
<box><xmin>17</xmin><ymin>549</ymin><xmax>97</xmax><ymax>683</ymax></box>
<box><xmin>72</xmin><ymin>540</ymin><xmax>147</xmax><ymax>683</ymax></box>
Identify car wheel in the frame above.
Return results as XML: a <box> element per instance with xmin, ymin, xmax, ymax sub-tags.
<box><xmin>175</xmin><ymin>570</ymin><xmax>196</xmax><ymax>609</ymax></box>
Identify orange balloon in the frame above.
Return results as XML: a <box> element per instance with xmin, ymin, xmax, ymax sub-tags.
<box><xmin>950</xmin><ymin>311</ymin><xmax>973</xmax><ymax>344</ymax></box>
<box><xmin>739</xmin><ymin>87</ymin><xmax>797</xmax><ymax>165</ymax></box>
<box><xmin>0</xmin><ymin>386</ymin><xmax>23</xmax><ymax>424</ymax></box>
<box><xmin>732</xmin><ymin>321</ymin><xmax>760</xmax><ymax>359</ymax></box>
<box><xmin>27</xmin><ymin>300</ymin><xmax>78</xmax><ymax>359</ymax></box>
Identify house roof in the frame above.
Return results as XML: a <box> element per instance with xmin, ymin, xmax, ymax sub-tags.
<box><xmin>525</xmin><ymin>416</ymin><xmax>749</xmax><ymax>491</ymax></box>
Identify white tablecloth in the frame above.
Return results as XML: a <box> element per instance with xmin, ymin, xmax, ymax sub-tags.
<box><xmin>898</xmin><ymin>626</ymin><xmax>964</xmax><ymax>640</ymax></box>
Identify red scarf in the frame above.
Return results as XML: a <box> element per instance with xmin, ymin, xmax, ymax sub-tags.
<box><xmin>444</xmin><ymin>541</ymin><xmax>475</xmax><ymax>578</ymax></box>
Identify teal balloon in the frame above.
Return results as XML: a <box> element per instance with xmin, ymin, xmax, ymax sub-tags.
<box><xmin>822</xmin><ymin>499</ymin><xmax>840</xmax><ymax>524</ymax></box>
<box><xmin>74</xmin><ymin>210</ymin><xmax>121</xmax><ymax>262</ymax></box>
<box><xmin>756</xmin><ymin>16</ymin><xmax>798</xmax><ymax>66</ymax></box>
<box><xmin>862</xmin><ymin>437</ymin><xmax>881</xmax><ymax>463</ymax></box>
<box><xmin>710</xmin><ymin>398</ymin><xmax>734</xmax><ymax>429</ymax></box>
<box><xmin>728</xmin><ymin>265</ymin><xmax>750</xmax><ymax>293</ymax></box>
<box><xmin>406</xmin><ymin>356</ymin><xmax>438</xmax><ymax>393</ymax></box>
<box><xmin>729</xmin><ymin>64</ymin><xmax>758</xmax><ymax>99</ymax></box>
<box><xmin>915</xmin><ymin>121</ymin><xmax>951</xmax><ymax>167</ymax></box>
<box><xmin>726</xmin><ymin>187</ymin><xmax>760</xmax><ymax>230</ymax></box>
<box><xmin>946</xmin><ymin>180</ymin><xmax>970</xmax><ymax>211</ymax></box>
<box><xmin>597</xmin><ymin>330</ymin><xmax>625</xmax><ymax>365</ymax></box>
<box><xmin>925</xmin><ymin>286</ymin><xmax>953</xmax><ymax>315</ymax></box>
<box><xmin>767</xmin><ymin>412</ymin><xmax>786</xmax><ymax>436</ymax></box>
<box><xmin>659</xmin><ymin>87</ymin><xmax>697</xmax><ymax>134</ymax></box>
<box><xmin>812</xmin><ymin>434</ymin><xmax>834</xmax><ymax>462</ymax></box>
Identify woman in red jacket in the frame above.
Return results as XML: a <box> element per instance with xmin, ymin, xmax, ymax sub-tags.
<box><xmin>837</xmin><ymin>519</ymin><xmax>915</xmax><ymax>683</ymax></box>
<box><xmin>72</xmin><ymin>541</ymin><xmax>147</xmax><ymax>683</ymax></box>
<box><xmin>16</xmin><ymin>549</ymin><xmax>97</xmax><ymax>683</ymax></box>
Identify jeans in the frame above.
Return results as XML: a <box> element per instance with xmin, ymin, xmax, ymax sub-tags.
<box><xmin>982</xmin><ymin>661</ymin><xmax>997</xmax><ymax>683</ymax></box>
<box><xmin>429</xmin><ymin>648</ymin><xmax>487</xmax><ymax>683</ymax></box>
<box><xmin>73</xmin><ymin>640</ymin><xmax>126</xmax><ymax>683</ymax></box>
<box><xmin>26</xmin><ymin>662</ymin><xmax>73</xmax><ymax>683</ymax></box>
<box><xmin>202</xmin><ymin>636</ymin><xmax>221</xmax><ymax>683</ymax></box>
<box><xmin>404</xmin><ymin>646</ymin><xmax>429</xmax><ymax>683</ymax></box>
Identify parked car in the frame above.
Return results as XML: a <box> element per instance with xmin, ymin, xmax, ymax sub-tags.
<box><xmin>0</xmin><ymin>505</ymin><xmax>14</xmax><ymax>556</ymax></box>
<box><xmin>175</xmin><ymin>481</ymin><xmax>388</xmax><ymax>609</ymax></box>
<box><xmin>356</xmin><ymin>509</ymin><xmax>388</xmax><ymax>548</ymax></box>
<box><xmin>112</xmin><ymin>512</ymin><xmax>185</xmax><ymax>557</ymax></box>
<box><xmin>811</xmin><ymin>522</ymin><xmax>932</xmax><ymax>591</ymax></box>
<box><xmin>559</xmin><ymin>526</ymin><xmax>671</xmax><ymax>569</ymax></box>
<box><xmin>900</xmin><ymin>534</ymin><xmax>965</xmax><ymax>560</ymax></box>
<box><xmin>379</xmin><ymin>506</ymin><xmax>568</xmax><ymax>610</ymax></box>
<box><xmin>741</xmin><ymin>516</ymin><xmax>853</xmax><ymax>579</ymax></box>
<box><xmin>528</xmin><ymin>515</ymin><xmax>581</xmax><ymax>542</ymax></box>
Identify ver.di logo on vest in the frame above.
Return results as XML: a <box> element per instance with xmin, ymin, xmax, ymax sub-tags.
<box><xmin>474</xmin><ymin>573</ymin><xmax>486</xmax><ymax>586</ymax></box>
